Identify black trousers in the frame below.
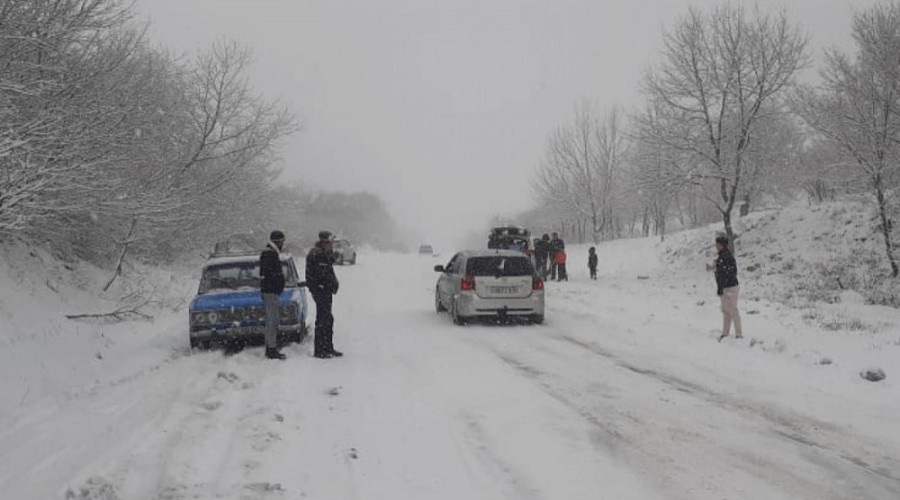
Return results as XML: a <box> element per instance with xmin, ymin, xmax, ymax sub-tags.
<box><xmin>535</xmin><ymin>257</ymin><xmax>548</xmax><ymax>278</ymax></box>
<box><xmin>311</xmin><ymin>291</ymin><xmax>335</xmax><ymax>354</ymax></box>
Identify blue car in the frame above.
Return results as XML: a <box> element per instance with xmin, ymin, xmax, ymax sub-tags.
<box><xmin>188</xmin><ymin>253</ymin><xmax>309</xmax><ymax>349</ymax></box>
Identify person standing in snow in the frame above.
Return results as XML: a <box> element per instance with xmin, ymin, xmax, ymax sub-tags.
<box><xmin>549</xmin><ymin>232</ymin><xmax>564</xmax><ymax>279</ymax></box>
<box><xmin>260</xmin><ymin>230</ymin><xmax>287</xmax><ymax>360</ymax></box>
<box><xmin>306</xmin><ymin>231</ymin><xmax>342</xmax><ymax>359</ymax></box>
<box><xmin>554</xmin><ymin>248</ymin><xmax>568</xmax><ymax>281</ymax></box>
<box><xmin>714</xmin><ymin>235</ymin><xmax>742</xmax><ymax>341</ymax></box>
<box><xmin>588</xmin><ymin>246</ymin><xmax>598</xmax><ymax>280</ymax></box>
<box><xmin>532</xmin><ymin>235</ymin><xmax>545</xmax><ymax>278</ymax></box>
<box><xmin>537</xmin><ymin>234</ymin><xmax>551</xmax><ymax>279</ymax></box>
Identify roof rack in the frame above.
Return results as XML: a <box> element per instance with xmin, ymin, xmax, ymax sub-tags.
<box><xmin>209</xmin><ymin>233</ymin><xmax>261</xmax><ymax>258</ymax></box>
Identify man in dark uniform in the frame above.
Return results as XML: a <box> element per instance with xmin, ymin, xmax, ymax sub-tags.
<box><xmin>260</xmin><ymin>230</ymin><xmax>287</xmax><ymax>360</ymax></box>
<box><xmin>306</xmin><ymin>231</ymin><xmax>342</xmax><ymax>359</ymax></box>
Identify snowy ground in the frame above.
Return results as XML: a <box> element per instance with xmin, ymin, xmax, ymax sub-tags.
<box><xmin>1</xmin><ymin>210</ymin><xmax>899</xmax><ymax>499</ymax></box>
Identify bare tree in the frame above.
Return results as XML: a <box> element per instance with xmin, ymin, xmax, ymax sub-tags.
<box><xmin>1</xmin><ymin>1</ymin><xmax>304</xmax><ymax>277</ymax></box>
<box><xmin>641</xmin><ymin>3</ymin><xmax>808</xmax><ymax>244</ymax></box>
<box><xmin>795</xmin><ymin>3</ymin><xmax>900</xmax><ymax>277</ymax></box>
<box><xmin>629</xmin><ymin>141</ymin><xmax>679</xmax><ymax>240</ymax></box>
<box><xmin>0</xmin><ymin>0</ymin><xmax>134</xmax><ymax>238</ymax></box>
<box><xmin>175</xmin><ymin>40</ymin><xmax>298</xmax><ymax>183</ymax></box>
<box><xmin>737</xmin><ymin>111</ymin><xmax>806</xmax><ymax>213</ymax></box>
<box><xmin>533</xmin><ymin>103</ymin><xmax>627</xmax><ymax>243</ymax></box>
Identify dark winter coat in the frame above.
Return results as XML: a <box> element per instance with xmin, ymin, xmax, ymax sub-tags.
<box><xmin>534</xmin><ymin>239</ymin><xmax>549</xmax><ymax>262</ymax></box>
<box><xmin>550</xmin><ymin>237</ymin><xmax>565</xmax><ymax>253</ymax></box>
<box><xmin>588</xmin><ymin>253</ymin><xmax>598</xmax><ymax>270</ymax></box>
<box><xmin>260</xmin><ymin>243</ymin><xmax>285</xmax><ymax>294</ymax></box>
<box><xmin>714</xmin><ymin>248</ymin><xmax>739</xmax><ymax>292</ymax></box>
<box><xmin>306</xmin><ymin>242</ymin><xmax>339</xmax><ymax>295</ymax></box>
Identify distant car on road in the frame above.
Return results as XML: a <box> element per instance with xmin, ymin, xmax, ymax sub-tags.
<box><xmin>434</xmin><ymin>249</ymin><xmax>544</xmax><ymax>325</ymax></box>
<box><xmin>333</xmin><ymin>239</ymin><xmax>357</xmax><ymax>265</ymax></box>
<box><xmin>418</xmin><ymin>244</ymin><xmax>435</xmax><ymax>256</ymax></box>
<box><xmin>188</xmin><ymin>252</ymin><xmax>309</xmax><ymax>350</ymax></box>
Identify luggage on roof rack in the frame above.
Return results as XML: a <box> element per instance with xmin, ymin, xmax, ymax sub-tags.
<box><xmin>487</xmin><ymin>226</ymin><xmax>531</xmax><ymax>252</ymax></box>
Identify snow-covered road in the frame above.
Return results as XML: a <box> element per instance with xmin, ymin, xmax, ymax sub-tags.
<box><xmin>2</xmin><ymin>242</ymin><xmax>899</xmax><ymax>499</ymax></box>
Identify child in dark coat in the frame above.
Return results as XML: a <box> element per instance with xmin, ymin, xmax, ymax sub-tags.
<box><xmin>588</xmin><ymin>247</ymin><xmax>598</xmax><ymax>280</ymax></box>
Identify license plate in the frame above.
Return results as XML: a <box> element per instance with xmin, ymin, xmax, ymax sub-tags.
<box><xmin>491</xmin><ymin>286</ymin><xmax>518</xmax><ymax>294</ymax></box>
<box><xmin>227</xmin><ymin>326</ymin><xmax>263</xmax><ymax>336</ymax></box>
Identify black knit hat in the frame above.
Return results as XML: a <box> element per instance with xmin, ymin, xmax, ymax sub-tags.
<box><xmin>318</xmin><ymin>230</ymin><xmax>333</xmax><ymax>241</ymax></box>
<box><xmin>715</xmin><ymin>235</ymin><xmax>729</xmax><ymax>246</ymax></box>
<box><xmin>270</xmin><ymin>230</ymin><xmax>285</xmax><ymax>242</ymax></box>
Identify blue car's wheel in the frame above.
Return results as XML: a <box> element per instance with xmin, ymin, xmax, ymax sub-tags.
<box><xmin>190</xmin><ymin>338</ymin><xmax>211</xmax><ymax>350</ymax></box>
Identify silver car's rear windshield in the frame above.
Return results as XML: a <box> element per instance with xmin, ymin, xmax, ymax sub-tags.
<box><xmin>198</xmin><ymin>261</ymin><xmax>298</xmax><ymax>294</ymax></box>
<box><xmin>466</xmin><ymin>257</ymin><xmax>534</xmax><ymax>277</ymax></box>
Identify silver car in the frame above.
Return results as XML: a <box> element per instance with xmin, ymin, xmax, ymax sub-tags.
<box><xmin>434</xmin><ymin>249</ymin><xmax>545</xmax><ymax>325</ymax></box>
<box><xmin>333</xmin><ymin>239</ymin><xmax>357</xmax><ymax>265</ymax></box>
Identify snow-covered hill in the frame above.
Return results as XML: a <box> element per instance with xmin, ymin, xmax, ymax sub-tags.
<box><xmin>660</xmin><ymin>201</ymin><xmax>899</xmax><ymax>308</ymax></box>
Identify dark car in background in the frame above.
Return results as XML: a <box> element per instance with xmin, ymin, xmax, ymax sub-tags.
<box><xmin>333</xmin><ymin>239</ymin><xmax>357</xmax><ymax>265</ymax></box>
<box><xmin>188</xmin><ymin>252</ymin><xmax>309</xmax><ymax>350</ymax></box>
<box><xmin>487</xmin><ymin>226</ymin><xmax>531</xmax><ymax>252</ymax></box>
<box><xmin>418</xmin><ymin>244</ymin><xmax>434</xmax><ymax>256</ymax></box>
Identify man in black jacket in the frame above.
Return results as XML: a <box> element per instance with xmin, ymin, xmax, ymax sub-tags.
<box><xmin>714</xmin><ymin>235</ymin><xmax>742</xmax><ymax>341</ymax></box>
<box><xmin>260</xmin><ymin>230</ymin><xmax>287</xmax><ymax>360</ymax></box>
<box><xmin>306</xmin><ymin>231</ymin><xmax>342</xmax><ymax>359</ymax></box>
<box><xmin>535</xmin><ymin>234</ymin><xmax>551</xmax><ymax>279</ymax></box>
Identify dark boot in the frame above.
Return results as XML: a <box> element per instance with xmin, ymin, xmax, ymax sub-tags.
<box><xmin>329</xmin><ymin>349</ymin><xmax>344</xmax><ymax>357</ymax></box>
<box><xmin>266</xmin><ymin>347</ymin><xmax>286</xmax><ymax>360</ymax></box>
<box><xmin>314</xmin><ymin>351</ymin><xmax>334</xmax><ymax>359</ymax></box>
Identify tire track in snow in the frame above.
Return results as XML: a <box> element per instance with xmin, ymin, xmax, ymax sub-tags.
<box><xmin>478</xmin><ymin>330</ymin><xmax>899</xmax><ymax>500</ymax></box>
<box><xmin>557</xmin><ymin>333</ymin><xmax>900</xmax><ymax>489</ymax></box>
<box><xmin>56</xmin><ymin>350</ymin><xmax>294</xmax><ymax>500</ymax></box>
<box><xmin>1</xmin><ymin>349</ymin><xmax>234</xmax><ymax>500</ymax></box>
<box><xmin>493</xmin><ymin>348</ymin><xmax>834</xmax><ymax>499</ymax></box>
<box><xmin>454</xmin><ymin>410</ymin><xmax>546</xmax><ymax>500</ymax></box>
<box><xmin>137</xmin><ymin>353</ymin><xmax>302</xmax><ymax>500</ymax></box>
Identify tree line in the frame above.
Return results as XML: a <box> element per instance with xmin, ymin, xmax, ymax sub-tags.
<box><xmin>529</xmin><ymin>2</ymin><xmax>900</xmax><ymax>279</ymax></box>
<box><xmin>0</xmin><ymin>0</ymin><xmax>400</xmax><ymax>272</ymax></box>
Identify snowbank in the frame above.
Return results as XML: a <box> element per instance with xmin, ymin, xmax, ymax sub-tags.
<box><xmin>0</xmin><ymin>242</ymin><xmax>196</xmax><ymax>415</ymax></box>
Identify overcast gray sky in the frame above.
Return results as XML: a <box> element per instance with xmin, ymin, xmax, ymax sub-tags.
<box><xmin>135</xmin><ymin>0</ymin><xmax>876</xmax><ymax>248</ymax></box>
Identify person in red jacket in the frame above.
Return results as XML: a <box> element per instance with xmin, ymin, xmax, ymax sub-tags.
<box><xmin>553</xmin><ymin>249</ymin><xmax>568</xmax><ymax>281</ymax></box>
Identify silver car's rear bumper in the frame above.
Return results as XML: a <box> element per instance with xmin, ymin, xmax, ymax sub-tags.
<box><xmin>455</xmin><ymin>292</ymin><xmax>544</xmax><ymax>317</ymax></box>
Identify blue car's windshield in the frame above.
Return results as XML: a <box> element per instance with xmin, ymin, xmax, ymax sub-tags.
<box><xmin>198</xmin><ymin>261</ymin><xmax>298</xmax><ymax>294</ymax></box>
